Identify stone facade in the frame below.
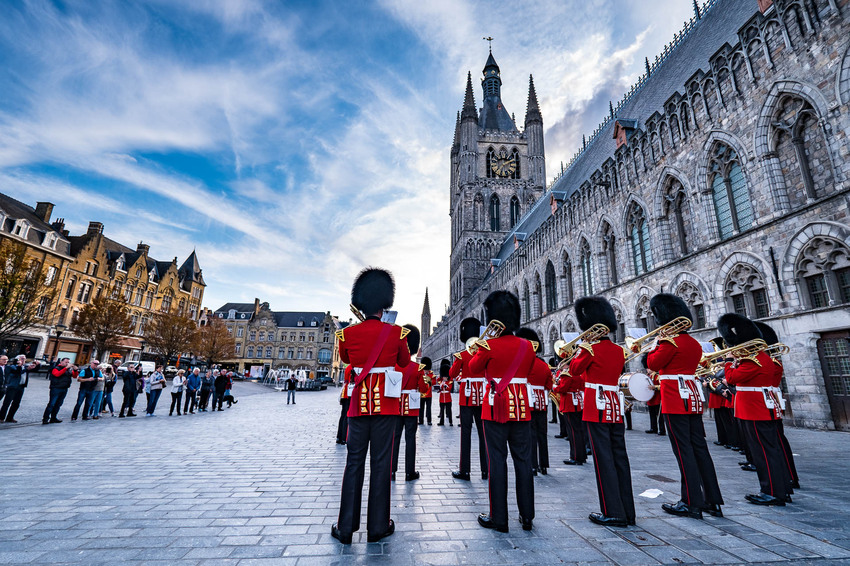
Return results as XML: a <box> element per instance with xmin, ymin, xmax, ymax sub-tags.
<box><xmin>422</xmin><ymin>0</ymin><xmax>850</xmax><ymax>430</ymax></box>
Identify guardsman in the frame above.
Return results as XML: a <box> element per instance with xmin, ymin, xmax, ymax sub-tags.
<box><xmin>719</xmin><ymin>313</ymin><xmax>788</xmax><ymax>506</ymax></box>
<box><xmin>437</xmin><ymin>359</ymin><xmax>453</xmax><ymax>425</ymax></box>
<box><xmin>704</xmin><ymin>337</ymin><xmax>740</xmax><ymax>451</ymax></box>
<box><xmin>470</xmin><ymin>290</ymin><xmax>536</xmax><ymax>533</ymax></box>
<box><xmin>645</xmin><ymin>371</ymin><xmax>665</xmax><ymax>435</ymax></box>
<box><xmin>336</xmin><ymin>364</ymin><xmax>352</xmax><ymax>445</ymax></box>
<box><xmin>419</xmin><ymin>358</ymin><xmax>434</xmax><ymax>426</ymax></box>
<box><xmin>517</xmin><ymin>328</ymin><xmax>553</xmax><ymax>476</ymax></box>
<box><xmin>572</xmin><ymin>296</ymin><xmax>635</xmax><ymax>527</ymax></box>
<box><xmin>391</xmin><ymin>325</ymin><xmax>429</xmax><ymax>482</ymax></box>
<box><xmin>553</xmin><ymin>349</ymin><xmax>586</xmax><ymax>466</ymax></box>
<box><xmin>547</xmin><ymin>357</ymin><xmax>560</xmax><ymax>424</ymax></box>
<box><xmin>754</xmin><ymin>321</ymin><xmax>799</xmax><ymax>493</ymax></box>
<box><xmin>451</xmin><ymin>317</ymin><xmax>488</xmax><ymax>480</ymax></box>
<box><xmin>646</xmin><ymin>294</ymin><xmax>723</xmax><ymax>519</ymax></box>
<box><xmin>332</xmin><ymin>268</ymin><xmax>411</xmax><ymax>545</ymax></box>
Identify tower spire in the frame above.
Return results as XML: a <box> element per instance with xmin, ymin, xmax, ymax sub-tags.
<box><xmin>525</xmin><ymin>74</ymin><xmax>542</xmax><ymax>126</ymax></box>
<box><xmin>461</xmin><ymin>71</ymin><xmax>478</xmax><ymax>122</ymax></box>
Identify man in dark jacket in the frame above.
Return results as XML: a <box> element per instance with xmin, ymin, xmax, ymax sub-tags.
<box><xmin>199</xmin><ymin>371</ymin><xmax>214</xmax><ymax>411</ymax></box>
<box><xmin>43</xmin><ymin>358</ymin><xmax>77</xmax><ymax>424</ymax></box>
<box><xmin>213</xmin><ymin>370</ymin><xmax>228</xmax><ymax>411</ymax></box>
<box><xmin>71</xmin><ymin>360</ymin><xmax>103</xmax><ymax>421</ymax></box>
<box><xmin>286</xmin><ymin>372</ymin><xmax>297</xmax><ymax>405</ymax></box>
<box><xmin>0</xmin><ymin>355</ymin><xmax>38</xmax><ymax>423</ymax></box>
<box><xmin>119</xmin><ymin>364</ymin><xmax>139</xmax><ymax>418</ymax></box>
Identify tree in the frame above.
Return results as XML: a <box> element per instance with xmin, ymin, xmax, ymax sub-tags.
<box><xmin>0</xmin><ymin>239</ymin><xmax>58</xmax><ymax>343</ymax></box>
<box><xmin>194</xmin><ymin>317</ymin><xmax>235</xmax><ymax>365</ymax></box>
<box><xmin>71</xmin><ymin>296</ymin><xmax>133</xmax><ymax>359</ymax></box>
<box><xmin>145</xmin><ymin>310</ymin><xmax>198</xmax><ymax>365</ymax></box>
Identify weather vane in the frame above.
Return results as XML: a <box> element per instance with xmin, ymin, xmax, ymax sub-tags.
<box><xmin>483</xmin><ymin>36</ymin><xmax>493</xmax><ymax>52</ymax></box>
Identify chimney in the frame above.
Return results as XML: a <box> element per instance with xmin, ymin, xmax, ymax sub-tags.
<box><xmin>51</xmin><ymin>218</ymin><xmax>66</xmax><ymax>234</ymax></box>
<box><xmin>254</xmin><ymin>298</ymin><xmax>260</xmax><ymax>316</ymax></box>
<box><xmin>35</xmin><ymin>202</ymin><xmax>54</xmax><ymax>223</ymax></box>
<box><xmin>137</xmin><ymin>242</ymin><xmax>150</xmax><ymax>254</ymax></box>
<box><xmin>87</xmin><ymin>221</ymin><xmax>104</xmax><ymax>237</ymax></box>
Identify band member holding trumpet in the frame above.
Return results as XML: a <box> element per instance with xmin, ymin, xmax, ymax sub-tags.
<box><xmin>516</xmin><ymin>328</ymin><xmax>553</xmax><ymax>476</ymax></box>
<box><xmin>336</xmin><ymin>364</ymin><xmax>352</xmax><ymax>445</ymax></box>
<box><xmin>553</xmin><ymin>341</ymin><xmax>587</xmax><ymax>466</ymax></box>
<box><xmin>437</xmin><ymin>359</ymin><xmax>453</xmax><ymax>426</ymax></box>
<box><xmin>419</xmin><ymin>358</ymin><xmax>434</xmax><ymax>426</ymax></box>
<box><xmin>718</xmin><ymin>313</ymin><xmax>788</xmax><ymax>506</ymax></box>
<box><xmin>333</xmin><ymin>268</ymin><xmax>411</xmax><ymax>545</ymax></box>
<box><xmin>451</xmin><ymin>317</ymin><xmax>488</xmax><ymax>481</ymax></box>
<box><xmin>645</xmin><ymin>371</ymin><xmax>665</xmax><ymax>435</ymax></box>
<box><xmin>392</xmin><ymin>325</ymin><xmax>429</xmax><ymax>482</ymax></box>
<box><xmin>470</xmin><ymin>290</ymin><xmax>537</xmax><ymax>533</ymax></box>
<box><xmin>573</xmin><ymin>296</ymin><xmax>635</xmax><ymax>527</ymax></box>
<box><xmin>645</xmin><ymin>294</ymin><xmax>723</xmax><ymax>519</ymax></box>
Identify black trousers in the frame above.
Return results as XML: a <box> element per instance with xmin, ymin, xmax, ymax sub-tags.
<box><xmin>776</xmin><ymin>420</ymin><xmax>799</xmax><ymax>489</ymax></box>
<box><xmin>337</xmin><ymin>398</ymin><xmax>350</xmax><ymax>442</ymax></box>
<box><xmin>438</xmin><ymin>401</ymin><xmax>452</xmax><ymax>425</ymax></box>
<box><xmin>214</xmin><ymin>389</ymin><xmax>226</xmax><ymax>410</ymax></box>
<box><xmin>482</xmin><ymin>419</ymin><xmax>534</xmax><ymax>528</ymax></box>
<box><xmin>337</xmin><ymin>415</ymin><xmax>395</xmax><ymax>536</ymax></box>
<box><xmin>742</xmin><ymin>419</ymin><xmax>788</xmax><ymax>499</ymax></box>
<box><xmin>714</xmin><ymin>407</ymin><xmax>738</xmax><ymax>447</ymax></box>
<box><xmin>647</xmin><ymin>404</ymin><xmax>665</xmax><ymax>433</ymax></box>
<box><xmin>586</xmin><ymin>421</ymin><xmax>635</xmax><ymax>522</ymax></box>
<box><xmin>418</xmin><ymin>397</ymin><xmax>432</xmax><ymax>424</ymax></box>
<box><xmin>121</xmin><ymin>387</ymin><xmax>137</xmax><ymax>414</ymax></box>
<box><xmin>565</xmin><ymin>412</ymin><xmax>587</xmax><ymax>463</ymax></box>
<box><xmin>624</xmin><ymin>408</ymin><xmax>632</xmax><ymax>430</ymax></box>
<box><xmin>558</xmin><ymin>411</ymin><xmax>570</xmax><ymax>439</ymax></box>
<box><xmin>736</xmin><ymin>417</ymin><xmax>753</xmax><ymax>464</ymax></box>
<box><xmin>0</xmin><ymin>386</ymin><xmax>25</xmax><ymax>420</ymax></box>
<box><xmin>550</xmin><ymin>399</ymin><xmax>559</xmax><ymax>422</ymax></box>
<box><xmin>664</xmin><ymin>413</ymin><xmax>723</xmax><ymax>508</ymax></box>
<box><xmin>199</xmin><ymin>388</ymin><xmax>212</xmax><ymax>410</ymax></box>
<box><xmin>43</xmin><ymin>387</ymin><xmax>68</xmax><ymax>422</ymax></box>
<box><xmin>170</xmin><ymin>392</ymin><xmax>183</xmax><ymax>415</ymax></box>
<box><xmin>530</xmin><ymin>410</ymin><xmax>549</xmax><ymax>469</ymax></box>
<box><xmin>184</xmin><ymin>389</ymin><xmax>198</xmax><ymax>413</ymax></box>
<box><xmin>458</xmin><ymin>405</ymin><xmax>486</xmax><ymax>474</ymax></box>
<box><xmin>391</xmin><ymin>415</ymin><xmax>418</xmax><ymax>475</ymax></box>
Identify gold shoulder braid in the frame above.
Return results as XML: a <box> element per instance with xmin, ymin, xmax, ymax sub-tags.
<box><xmin>399</xmin><ymin>326</ymin><xmax>410</xmax><ymax>339</ymax></box>
<box><xmin>335</xmin><ymin>329</ymin><xmax>345</xmax><ymax>342</ymax></box>
<box><xmin>578</xmin><ymin>342</ymin><xmax>595</xmax><ymax>356</ymax></box>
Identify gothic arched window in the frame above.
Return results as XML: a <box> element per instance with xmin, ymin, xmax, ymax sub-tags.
<box><xmin>510</xmin><ymin>196</ymin><xmax>521</xmax><ymax>228</ymax></box>
<box><xmin>510</xmin><ymin>148</ymin><xmax>521</xmax><ymax>179</ymax></box>
<box><xmin>545</xmin><ymin>261</ymin><xmax>558</xmax><ymax>312</ymax></box>
<box><xmin>771</xmin><ymin>95</ymin><xmax>828</xmax><ymax>205</ymax></box>
<box><xmin>627</xmin><ymin>204</ymin><xmax>652</xmax><ymax>276</ymax></box>
<box><xmin>601</xmin><ymin>222</ymin><xmax>617</xmax><ymax>286</ymax></box>
<box><xmin>612</xmin><ymin>306</ymin><xmax>625</xmax><ymax>343</ymax></box>
<box><xmin>522</xmin><ymin>284</ymin><xmax>531</xmax><ymax>322</ymax></box>
<box><xmin>636</xmin><ymin>295</ymin><xmax>655</xmax><ymax>331</ymax></box>
<box><xmin>663</xmin><ymin>178</ymin><xmax>690</xmax><ymax>256</ymax></box>
<box><xmin>725</xmin><ymin>263</ymin><xmax>770</xmax><ymax>319</ymax></box>
<box><xmin>795</xmin><ymin>237</ymin><xmax>850</xmax><ymax>308</ymax></box>
<box><xmin>676</xmin><ymin>281</ymin><xmax>706</xmax><ymax>329</ymax></box>
<box><xmin>708</xmin><ymin>143</ymin><xmax>754</xmax><ymax>239</ymax></box>
<box><xmin>489</xmin><ymin>194</ymin><xmax>501</xmax><ymax>231</ymax></box>
<box><xmin>486</xmin><ymin>147</ymin><xmax>496</xmax><ymax>179</ymax></box>
<box><xmin>473</xmin><ymin>193</ymin><xmax>484</xmax><ymax>231</ymax></box>
<box><xmin>534</xmin><ymin>274</ymin><xmax>543</xmax><ymax>318</ymax></box>
<box><xmin>563</xmin><ymin>254</ymin><xmax>574</xmax><ymax>305</ymax></box>
<box><xmin>579</xmin><ymin>240</ymin><xmax>594</xmax><ymax>296</ymax></box>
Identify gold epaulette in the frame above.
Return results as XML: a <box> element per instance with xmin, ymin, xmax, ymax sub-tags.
<box><xmin>621</xmin><ymin>345</ymin><xmax>629</xmax><ymax>360</ymax></box>
<box><xmin>578</xmin><ymin>342</ymin><xmax>595</xmax><ymax>356</ymax></box>
<box><xmin>740</xmin><ymin>355</ymin><xmax>762</xmax><ymax>367</ymax></box>
<box><xmin>399</xmin><ymin>326</ymin><xmax>410</xmax><ymax>339</ymax></box>
<box><xmin>658</xmin><ymin>336</ymin><xmax>678</xmax><ymax>347</ymax></box>
<box><xmin>418</xmin><ymin>363</ymin><xmax>426</xmax><ymax>371</ymax></box>
<box><xmin>453</xmin><ymin>352</ymin><xmax>463</xmax><ymax>360</ymax></box>
<box><xmin>335</xmin><ymin>329</ymin><xmax>345</xmax><ymax>342</ymax></box>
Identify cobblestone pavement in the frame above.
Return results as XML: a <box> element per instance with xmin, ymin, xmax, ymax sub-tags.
<box><xmin>2</xmin><ymin>382</ymin><xmax>850</xmax><ymax>565</ymax></box>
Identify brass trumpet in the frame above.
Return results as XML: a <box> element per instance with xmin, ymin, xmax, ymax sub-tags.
<box><xmin>764</xmin><ymin>343</ymin><xmax>790</xmax><ymax>358</ymax></box>
<box><xmin>623</xmin><ymin>316</ymin><xmax>692</xmax><ymax>362</ymax></box>
<box><xmin>473</xmin><ymin>320</ymin><xmax>505</xmax><ymax>351</ymax></box>
<box><xmin>350</xmin><ymin>304</ymin><xmax>365</xmax><ymax>322</ymax></box>
<box><xmin>699</xmin><ymin>338</ymin><xmax>768</xmax><ymax>369</ymax></box>
<box><xmin>553</xmin><ymin>324</ymin><xmax>610</xmax><ymax>360</ymax></box>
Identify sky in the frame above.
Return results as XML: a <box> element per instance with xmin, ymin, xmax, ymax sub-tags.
<box><xmin>0</xmin><ymin>0</ymin><xmax>699</xmax><ymax>328</ymax></box>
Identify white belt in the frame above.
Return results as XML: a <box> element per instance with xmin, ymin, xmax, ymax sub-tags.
<box><xmin>530</xmin><ymin>385</ymin><xmax>546</xmax><ymax>391</ymax></box>
<box><xmin>353</xmin><ymin>366</ymin><xmax>394</xmax><ymax>374</ymax></box>
<box><xmin>509</xmin><ymin>378</ymin><xmax>528</xmax><ymax>384</ymax></box>
<box><xmin>736</xmin><ymin>386</ymin><xmax>771</xmax><ymax>392</ymax></box>
<box><xmin>585</xmin><ymin>382</ymin><xmax>618</xmax><ymax>392</ymax></box>
<box><xmin>658</xmin><ymin>374</ymin><xmax>697</xmax><ymax>381</ymax></box>
<box><xmin>401</xmin><ymin>389</ymin><xmax>418</xmax><ymax>395</ymax></box>
<box><xmin>464</xmin><ymin>377</ymin><xmax>486</xmax><ymax>383</ymax></box>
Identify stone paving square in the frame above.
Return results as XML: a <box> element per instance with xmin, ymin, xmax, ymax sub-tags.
<box><xmin>2</xmin><ymin>379</ymin><xmax>850</xmax><ymax>565</ymax></box>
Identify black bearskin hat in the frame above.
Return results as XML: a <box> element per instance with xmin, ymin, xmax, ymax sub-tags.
<box><xmin>351</xmin><ymin>267</ymin><xmax>394</xmax><ymax>315</ymax></box>
<box><xmin>483</xmin><ymin>290</ymin><xmax>521</xmax><ymax>333</ymax></box>
<box><xmin>420</xmin><ymin>356</ymin><xmax>432</xmax><ymax>371</ymax></box>
<box><xmin>459</xmin><ymin>317</ymin><xmax>482</xmax><ymax>343</ymax></box>
<box><xmin>717</xmin><ymin>313</ymin><xmax>762</xmax><ymax>347</ymax></box>
<box><xmin>650</xmin><ymin>293</ymin><xmax>693</xmax><ymax>326</ymax></box>
<box><xmin>754</xmin><ymin>321</ymin><xmax>779</xmax><ymax>346</ymax></box>
<box><xmin>439</xmin><ymin>358</ymin><xmax>451</xmax><ymax>378</ymax></box>
<box><xmin>516</xmin><ymin>327</ymin><xmax>541</xmax><ymax>353</ymax></box>
<box><xmin>575</xmin><ymin>296</ymin><xmax>617</xmax><ymax>332</ymax></box>
<box><xmin>403</xmin><ymin>324</ymin><xmax>420</xmax><ymax>356</ymax></box>
<box><xmin>547</xmin><ymin>357</ymin><xmax>558</xmax><ymax>368</ymax></box>
<box><xmin>709</xmin><ymin>336</ymin><xmax>726</xmax><ymax>351</ymax></box>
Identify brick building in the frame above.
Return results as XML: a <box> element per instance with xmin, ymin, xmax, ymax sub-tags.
<box><xmin>422</xmin><ymin>0</ymin><xmax>850</xmax><ymax>430</ymax></box>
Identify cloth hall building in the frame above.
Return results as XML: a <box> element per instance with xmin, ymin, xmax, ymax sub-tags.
<box><xmin>421</xmin><ymin>0</ymin><xmax>850</xmax><ymax>430</ymax></box>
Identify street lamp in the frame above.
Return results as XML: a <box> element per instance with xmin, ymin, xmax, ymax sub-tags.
<box><xmin>140</xmin><ymin>339</ymin><xmax>147</xmax><ymax>362</ymax></box>
<box><xmin>51</xmin><ymin>323</ymin><xmax>67</xmax><ymax>363</ymax></box>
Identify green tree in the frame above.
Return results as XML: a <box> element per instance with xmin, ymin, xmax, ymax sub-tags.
<box><xmin>0</xmin><ymin>239</ymin><xmax>57</xmax><ymax>344</ymax></box>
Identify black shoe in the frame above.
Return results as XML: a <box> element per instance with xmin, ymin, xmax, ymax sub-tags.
<box><xmin>658</xmin><ymin>431</ymin><xmax>666</xmax><ymax>436</ymax></box>
<box><xmin>540</xmin><ymin>468</ymin><xmax>547</xmax><ymax>475</ymax></box>
<box><xmin>331</xmin><ymin>523</ymin><xmax>352</xmax><ymax>545</ymax></box>
<box><xmin>367</xmin><ymin>519</ymin><xmax>394</xmax><ymax>543</ymax></box>
<box><xmin>713</xmin><ymin>441</ymin><xmax>724</xmax><ymax>446</ymax></box>
<box><xmin>563</xmin><ymin>459</ymin><xmax>583</xmax><ymax>466</ymax></box>
<box><xmin>550</xmin><ymin>419</ymin><xmax>558</xmax><ymax>423</ymax></box>
<box><xmin>792</xmin><ymin>480</ymin><xmax>801</xmax><ymax>489</ymax></box>
<box><xmin>452</xmin><ymin>471</ymin><xmax>471</xmax><ymax>481</ymax></box>
<box><xmin>190</xmin><ymin>411</ymin><xmax>194</xmax><ymax>414</ymax></box>
<box><xmin>449</xmin><ymin>423</ymin><xmax>453</xmax><ymax>426</ymax></box>
<box><xmin>169</xmin><ymin>412</ymin><xmax>173</xmax><ymax>416</ymax></box>
<box><xmin>405</xmin><ymin>472</ymin><xmax>420</xmax><ymax>481</ymax></box>
<box><xmin>127</xmin><ymin>412</ymin><xmax>137</xmax><ymax>417</ymax></box>
<box><xmin>42</xmin><ymin>420</ymin><xmax>49</xmax><ymax>425</ymax></box>
<box><xmin>627</xmin><ymin>518</ymin><xmax>636</xmax><ymax>526</ymax></box>
<box><xmin>5</xmin><ymin>418</ymin><xmax>17</xmax><ymax>423</ymax></box>
<box><xmin>738</xmin><ymin>461</ymin><xmax>750</xmax><ymax>466</ymax></box>
<box><xmin>82</xmin><ymin>417</ymin><xmax>89</xmax><ymax>421</ymax></box>
<box><xmin>50</xmin><ymin>418</ymin><xmax>62</xmax><ymax>423</ymax></box>
<box><xmin>662</xmin><ymin>501</ymin><xmax>703</xmax><ymax>519</ymax></box>
<box><xmin>519</xmin><ymin>515</ymin><xmax>533</xmax><ymax>531</ymax></box>
<box><xmin>704</xmin><ymin>504</ymin><xmax>723</xmax><ymax>517</ymax></box>
<box><xmin>428</xmin><ymin>422</ymin><xmax>432</xmax><ymax>426</ymax></box>
<box><xmin>478</xmin><ymin>514</ymin><xmax>508</xmax><ymax>533</ymax></box>
<box><xmin>532</xmin><ymin>467</ymin><xmax>538</xmax><ymax>476</ymax></box>
<box><xmin>554</xmin><ymin>434</ymin><xmax>565</xmax><ymax>439</ymax></box>
<box><xmin>746</xmin><ymin>493</ymin><xmax>785</xmax><ymax>506</ymax></box>
<box><xmin>391</xmin><ymin>472</ymin><xmax>395</xmax><ymax>482</ymax></box>
<box><xmin>784</xmin><ymin>494</ymin><xmax>793</xmax><ymax>503</ymax></box>
<box><xmin>588</xmin><ymin>512</ymin><xmax>627</xmax><ymax>527</ymax></box>
<box><xmin>645</xmin><ymin>429</ymin><xmax>657</xmax><ymax>434</ymax></box>
<box><xmin>482</xmin><ymin>471</ymin><xmax>488</xmax><ymax>480</ymax></box>
<box><xmin>92</xmin><ymin>416</ymin><xmax>99</xmax><ymax>420</ymax></box>
<box><xmin>336</xmin><ymin>439</ymin><xmax>346</xmax><ymax>445</ymax></box>
<box><xmin>626</xmin><ymin>426</ymin><xmax>632</xmax><ymax>430</ymax></box>
<box><xmin>437</xmin><ymin>422</ymin><xmax>444</xmax><ymax>426</ymax></box>
<box><xmin>70</xmin><ymin>418</ymin><xmax>77</xmax><ymax>422</ymax></box>
<box><xmin>586</xmin><ymin>448</ymin><xmax>592</xmax><ymax>455</ymax></box>
<box><xmin>233</xmin><ymin>399</ymin><xmax>238</xmax><ymax>404</ymax></box>
<box><xmin>741</xmin><ymin>463</ymin><xmax>758</xmax><ymax>472</ymax></box>
<box><xmin>118</xmin><ymin>413</ymin><xmax>125</xmax><ymax>418</ymax></box>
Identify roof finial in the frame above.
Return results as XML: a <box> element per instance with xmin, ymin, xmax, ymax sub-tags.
<box><xmin>645</xmin><ymin>57</ymin><xmax>651</xmax><ymax>76</ymax></box>
<box><xmin>609</xmin><ymin>100</ymin><xmax>614</xmax><ymax>118</ymax></box>
<box><xmin>693</xmin><ymin>0</ymin><xmax>701</xmax><ymax>19</ymax></box>
<box><xmin>483</xmin><ymin>36</ymin><xmax>493</xmax><ymax>53</ymax></box>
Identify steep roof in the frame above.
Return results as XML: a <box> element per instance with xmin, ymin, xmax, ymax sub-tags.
<box><xmin>178</xmin><ymin>250</ymin><xmax>205</xmax><ymax>286</ymax></box>
<box><xmin>273</xmin><ymin>311</ymin><xmax>327</xmax><ymax>328</ymax></box>
<box><xmin>0</xmin><ymin>192</ymin><xmax>71</xmax><ymax>256</ymax></box>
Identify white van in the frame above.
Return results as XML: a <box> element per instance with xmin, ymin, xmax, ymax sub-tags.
<box><xmin>116</xmin><ymin>360</ymin><xmax>156</xmax><ymax>377</ymax></box>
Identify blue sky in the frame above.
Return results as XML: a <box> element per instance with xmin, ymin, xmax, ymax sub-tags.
<box><xmin>0</xmin><ymin>0</ymin><xmax>697</xmax><ymax>327</ymax></box>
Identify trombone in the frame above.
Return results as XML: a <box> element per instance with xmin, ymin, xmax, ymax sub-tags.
<box><xmin>553</xmin><ymin>324</ymin><xmax>610</xmax><ymax>374</ymax></box>
<box><xmin>350</xmin><ymin>304</ymin><xmax>365</xmax><ymax>322</ymax></box>
<box><xmin>458</xmin><ymin>320</ymin><xmax>506</xmax><ymax>357</ymax></box>
<box><xmin>699</xmin><ymin>338</ymin><xmax>768</xmax><ymax>370</ymax></box>
<box><xmin>623</xmin><ymin>316</ymin><xmax>692</xmax><ymax>362</ymax></box>
<box><xmin>764</xmin><ymin>343</ymin><xmax>790</xmax><ymax>359</ymax></box>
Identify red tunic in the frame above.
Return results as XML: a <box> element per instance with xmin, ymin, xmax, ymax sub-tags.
<box><xmin>570</xmin><ymin>339</ymin><xmax>627</xmax><ymax>424</ymax></box>
<box><xmin>553</xmin><ymin>365</ymin><xmax>584</xmax><ymax>413</ymax></box>
<box><xmin>528</xmin><ymin>357</ymin><xmax>553</xmax><ymax>412</ymax></box>
<box><xmin>397</xmin><ymin>363</ymin><xmax>429</xmax><ymax>417</ymax></box>
<box><xmin>725</xmin><ymin>351</ymin><xmax>781</xmax><ymax>421</ymax></box>
<box><xmin>340</xmin><ymin>365</ymin><xmax>352</xmax><ymax>400</ymax></box>
<box><xmin>338</xmin><ymin>319</ymin><xmax>410</xmax><ymax>418</ymax></box>
<box><xmin>450</xmin><ymin>350</ymin><xmax>485</xmax><ymax>407</ymax></box>
<box><xmin>646</xmin><ymin>372</ymin><xmax>661</xmax><ymax>407</ymax></box>
<box><xmin>646</xmin><ymin>334</ymin><xmax>705</xmax><ymax>415</ymax></box>
<box><xmin>421</xmin><ymin>371</ymin><xmax>434</xmax><ymax>398</ymax></box>
<box><xmin>469</xmin><ymin>335</ymin><xmax>537</xmax><ymax>423</ymax></box>
<box><xmin>438</xmin><ymin>378</ymin><xmax>453</xmax><ymax>404</ymax></box>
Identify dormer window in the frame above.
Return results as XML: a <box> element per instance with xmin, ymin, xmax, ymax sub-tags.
<box><xmin>297</xmin><ymin>319</ymin><xmax>304</xmax><ymax>327</ymax></box>
<box><xmin>116</xmin><ymin>256</ymin><xmax>126</xmax><ymax>271</ymax></box>
<box><xmin>228</xmin><ymin>309</ymin><xmax>236</xmax><ymax>319</ymax></box>
<box><xmin>43</xmin><ymin>232</ymin><xmax>58</xmax><ymax>250</ymax></box>
<box><xmin>311</xmin><ymin>318</ymin><xmax>317</xmax><ymax>327</ymax></box>
<box><xmin>149</xmin><ymin>270</ymin><xmax>156</xmax><ymax>282</ymax></box>
<box><xmin>12</xmin><ymin>220</ymin><xmax>30</xmax><ymax>239</ymax></box>
<box><xmin>135</xmin><ymin>267</ymin><xmax>142</xmax><ymax>278</ymax></box>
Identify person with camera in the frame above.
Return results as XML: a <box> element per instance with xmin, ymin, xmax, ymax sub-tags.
<box><xmin>146</xmin><ymin>365</ymin><xmax>166</xmax><ymax>416</ymax></box>
<box><xmin>43</xmin><ymin>358</ymin><xmax>78</xmax><ymax>424</ymax></box>
<box><xmin>71</xmin><ymin>360</ymin><xmax>103</xmax><ymax>421</ymax></box>
<box><xmin>1</xmin><ymin>355</ymin><xmax>40</xmax><ymax>423</ymax></box>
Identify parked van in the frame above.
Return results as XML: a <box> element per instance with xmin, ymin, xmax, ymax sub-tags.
<box><xmin>116</xmin><ymin>360</ymin><xmax>156</xmax><ymax>377</ymax></box>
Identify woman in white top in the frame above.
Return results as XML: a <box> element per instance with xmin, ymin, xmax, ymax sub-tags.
<box><xmin>146</xmin><ymin>366</ymin><xmax>166</xmax><ymax>416</ymax></box>
<box><xmin>170</xmin><ymin>369</ymin><xmax>186</xmax><ymax>416</ymax></box>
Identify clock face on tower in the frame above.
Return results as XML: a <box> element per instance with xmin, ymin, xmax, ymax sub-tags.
<box><xmin>490</xmin><ymin>148</ymin><xmax>517</xmax><ymax>178</ymax></box>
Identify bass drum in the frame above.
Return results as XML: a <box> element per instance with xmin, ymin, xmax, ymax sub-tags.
<box><xmin>618</xmin><ymin>372</ymin><xmax>655</xmax><ymax>402</ymax></box>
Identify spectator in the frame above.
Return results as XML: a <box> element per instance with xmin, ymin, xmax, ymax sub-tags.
<box><xmin>214</xmin><ymin>370</ymin><xmax>228</xmax><ymax>411</ymax></box>
<box><xmin>286</xmin><ymin>372</ymin><xmax>297</xmax><ymax>405</ymax></box>
<box><xmin>43</xmin><ymin>358</ymin><xmax>77</xmax><ymax>424</ymax></box>
<box><xmin>1</xmin><ymin>355</ymin><xmax>39</xmax><ymax>423</ymax></box>
<box><xmin>223</xmin><ymin>372</ymin><xmax>238</xmax><ymax>408</ymax></box>
<box><xmin>170</xmin><ymin>369</ymin><xmax>186</xmax><ymax>416</ymax></box>
<box><xmin>184</xmin><ymin>368</ymin><xmax>201</xmax><ymax>414</ymax></box>
<box><xmin>71</xmin><ymin>360</ymin><xmax>102</xmax><ymax>421</ymax></box>
<box><xmin>101</xmin><ymin>364</ymin><xmax>116</xmax><ymax>416</ymax></box>
<box><xmin>146</xmin><ymin>365</ymin><xmax>166</xmax><ymax>416</ymax></box>
<box><xmin>88</xmin><ymin>362</ymin><xmax>106</xmax><ymax>420</ymax></box>
<box><xmin>199</xmin><ymin>370</ymin><xmax>214</xmax><ymax>411</ymax></box>
<box><xmin>143</xmin><ymin>368</ymin><xmax>152</xmax><ymax>409</ymax></box>
<box><xmin>119</xmin><ymin>364</ymin><xmax>140</xmax><ymax>417</ymax></box>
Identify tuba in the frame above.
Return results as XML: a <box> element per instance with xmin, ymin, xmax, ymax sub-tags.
<box><xmin>624</xmin><ymin>316</ymin><xmax>692</xmax><ymax>362</ymax></box>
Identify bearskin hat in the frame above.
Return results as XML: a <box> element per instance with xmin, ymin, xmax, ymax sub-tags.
<box><xmin>403</xmin><ymin>324</ymin><xmax>420</xmax><ymax>356</ymax></box>
<box><xmin>754</xmin><ymin>321</ymin><xmax>779</xmax><ymax>346</ymax></box>
<box><xmin>439</xmin><ymin>358</ymin><xmax>451</xmax><ymax>378</ymax></box>
<box><xmin>575</xmin><ymin>296</ymin><xmax>617</xmax><ymax>332</ymax></box>
<box><xmin>420</xmin><ymin>356</ymin><xmax>432</xmax><ymax>371</ymax></box>
<box><xmin>459</xmin><ymin>317</ymin><xmax>482</xmax><ymax>343</ymax></box>
<box><xmin>351</xmin><ymin>267</ymin><xmax>394</xmax><ymax>315</ymax></box>
<box><xmin>515</xmin><ymin>327</ymin><xmax>541</xmax><ymax>353</ymax></box>
<box><xmin>483</xmin><ymin>290</ymin><xmax>521</xmax><ymax>333</ymax></box>
<box><xmin>717</xmin><ymin>313</ymin><xmax>762</xmax><ymax>347</ymax></box>
<box><xmin>650</xmin><ymin>293</ymin><xmax>693</xmax><ymax>326</ymax></box>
